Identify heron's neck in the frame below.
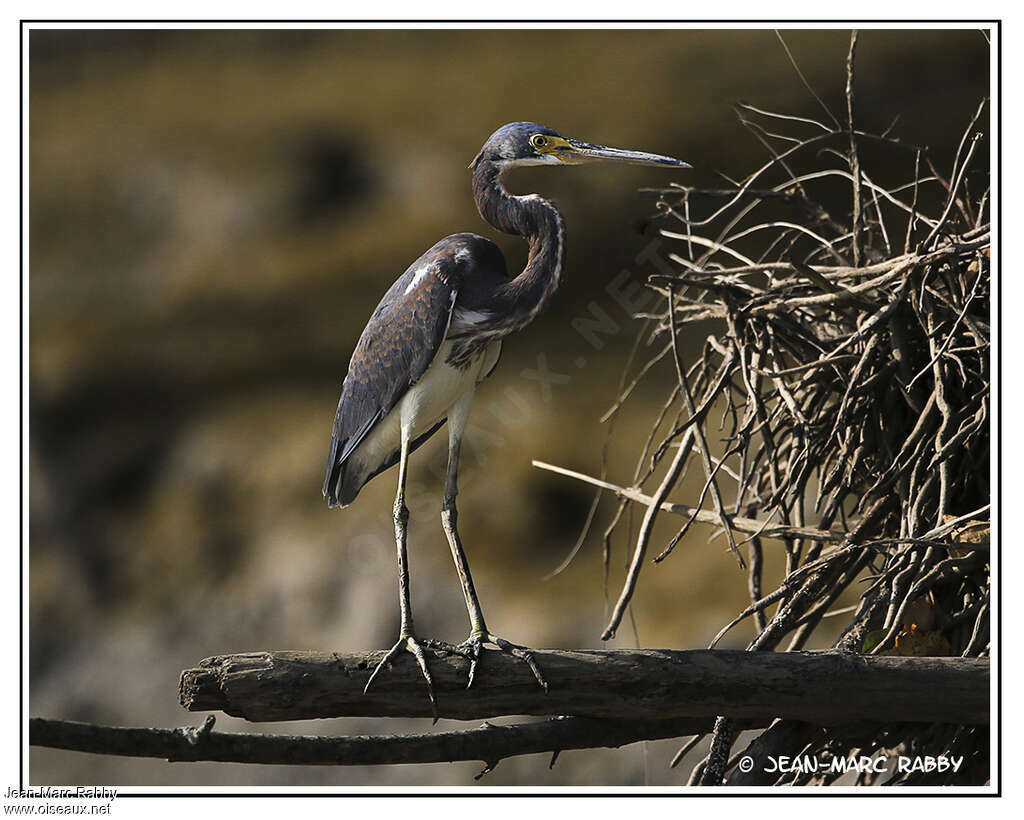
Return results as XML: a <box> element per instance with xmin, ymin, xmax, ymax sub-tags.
<box><xmin>471</xmin><ymin>160</ymin><xmax>565</xmax><ymax>333</ymax></box>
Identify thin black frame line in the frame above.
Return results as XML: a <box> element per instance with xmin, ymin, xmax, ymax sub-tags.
<box><xmin>18</xmin><ymin>18</ymin><xmax>1004</xmax><ymax>23</ymax></box>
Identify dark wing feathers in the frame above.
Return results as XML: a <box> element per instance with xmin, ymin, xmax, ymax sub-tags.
<box><xmin>324</xmin><ymin>232</ymin><xmax>509</xmax><ymax>507</ymax></box>
<box><xmin>323</xmin><ymin>255</ymin><xmax>457</xmax><ymax>502</ymax></box>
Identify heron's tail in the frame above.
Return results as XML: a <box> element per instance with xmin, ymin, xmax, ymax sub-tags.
<box><xmin>323</xmin><ymin>438</ymin><xmax>363</xmax><ymax>508</ymax></box>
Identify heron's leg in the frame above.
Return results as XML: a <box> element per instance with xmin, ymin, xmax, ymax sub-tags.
<box><xmin>440</xmin><ymin>392</ymin><xmax>547</xmax><ymax>692</ymax></box>
<box><xmin>364</xmin><ymin>427</ymin><xmax>439</xmax><ymax>719</ymax></box>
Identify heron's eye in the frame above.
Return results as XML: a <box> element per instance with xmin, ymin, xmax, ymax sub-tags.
<box><xmin>530</xmin><ymin>134</ymin><xmax>548</xmax><ymax>150</ymax></box>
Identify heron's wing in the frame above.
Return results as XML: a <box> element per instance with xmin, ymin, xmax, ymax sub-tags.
<box><xmin>323</xmin><ymin>265</ymin><xmax>457</xmax><ymax>497</ymax></box>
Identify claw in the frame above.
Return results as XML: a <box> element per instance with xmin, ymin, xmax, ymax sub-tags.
<box><xmin>364</xmin><ymin>635</ymin><xmax>439</xmax><ymax>722</ymax></box>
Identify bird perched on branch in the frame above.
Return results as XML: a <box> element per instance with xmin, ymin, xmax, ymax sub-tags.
<box><xmin>323</xmin><ymin>122</ymin><xmax>689</xmax><ymax>714</ymax></box>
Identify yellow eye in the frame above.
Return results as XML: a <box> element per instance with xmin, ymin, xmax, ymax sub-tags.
<box><xmin>530</xmin><ymin>134</ymin><xmax>548</xmax><ymax>149</ymax></box>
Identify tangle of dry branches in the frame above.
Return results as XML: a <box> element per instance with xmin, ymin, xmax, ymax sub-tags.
<box><xmin>536</xmin><ymin>32</ymin><xmax>990</xmax><ymax>787</ymax></box>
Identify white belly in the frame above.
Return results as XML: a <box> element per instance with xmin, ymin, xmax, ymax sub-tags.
<box><xmin>399</xmin><ymin>340</ymin><xmax>488</xmax><ymax>433</ymax></box>
<box><xmin>349</xmin><ymin>340</ymin><xmax>499</xmax><ymax>475</ymax></box>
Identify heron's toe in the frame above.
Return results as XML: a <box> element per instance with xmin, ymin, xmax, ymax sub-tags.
<box><xmin>363</xmin><ymin>633</ymin><xmax>440</xmax><ymax>721</ymax></box>
<box><xmin>455</xmin><ymin>632</ymin><xmax>548</xmax><ymax>692</ymax></box>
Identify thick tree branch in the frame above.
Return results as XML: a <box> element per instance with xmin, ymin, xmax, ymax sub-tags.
<box><xmin>179</xmin><ymin>649</ymin><xmax>988</xmax><ymax>725</ymax></box>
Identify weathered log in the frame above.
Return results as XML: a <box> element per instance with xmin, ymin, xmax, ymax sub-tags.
<box><xmin>179</xmin><ymin>648</ymin><xmax>989</xmax><ymax>725</ymax></box>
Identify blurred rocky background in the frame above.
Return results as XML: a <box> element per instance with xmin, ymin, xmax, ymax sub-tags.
<box><xmin>29</xmin><ymin>27</ymin><xmax>989</xmax><ymax>786</ymax></box>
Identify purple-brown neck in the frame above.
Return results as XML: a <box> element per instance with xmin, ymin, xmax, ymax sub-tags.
<box><xmin>469</xmin><ymin>157</ymin><xmax>565</xmax><ymax>335</ymax></box>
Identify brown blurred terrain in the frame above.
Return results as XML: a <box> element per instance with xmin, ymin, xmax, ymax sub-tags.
<box><xmin>29</xmin><ymin>27</ymin><xmax>989</xmax><ymax>786</ymax></box>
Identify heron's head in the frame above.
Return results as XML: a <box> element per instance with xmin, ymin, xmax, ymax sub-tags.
<box><xmin>472</xmin><ymin>121</ymin><xmax>691</xmax><ymax>170</ymax></box>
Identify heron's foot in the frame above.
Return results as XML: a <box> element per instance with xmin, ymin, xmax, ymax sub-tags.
<box><xmin>364</xmin><ymin>634</ymin><xmax>438</xmax><ymax>721</ymax></box>
<box><xmin>455</xmin><ymin>631</ymin><xmax>548</xmax><ymax>692</ymax></box>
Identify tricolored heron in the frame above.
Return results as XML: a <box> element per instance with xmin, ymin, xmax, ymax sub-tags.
<box><xmin>324</xmin><ymin>122</ymin><xmax>689</xmax><ymax>712</ymax></box>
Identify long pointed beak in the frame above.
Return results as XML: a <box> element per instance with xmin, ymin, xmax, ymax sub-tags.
<box><xmin>562</xmin><ymin>138</ymin><xmax>691</xmax><ymax>168</ymax></box>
